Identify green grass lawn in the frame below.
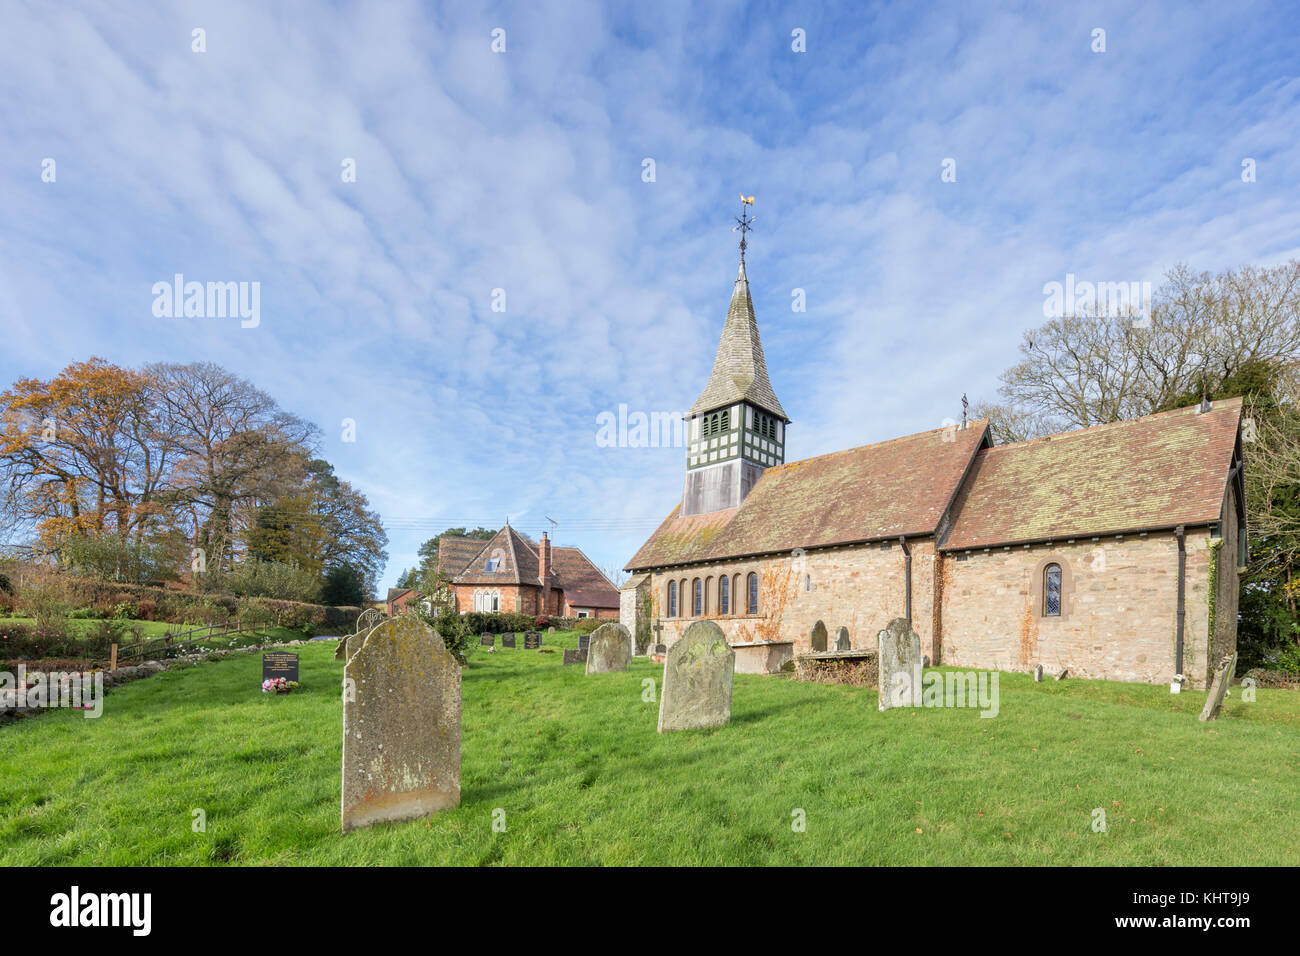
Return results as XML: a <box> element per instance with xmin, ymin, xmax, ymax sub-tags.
<box><xmin>1</xmin><ymin>629</ymin><xmax>1296</xmax><ymax>865</ymax></box>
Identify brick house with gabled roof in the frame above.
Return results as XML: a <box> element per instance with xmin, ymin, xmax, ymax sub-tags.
<box><xmin>439</xmin><ymin>526</ymin><xmax>619</xmax><ymax>619</ymax></box>
<box><xmin>621</xmin><ymin>249</ymin><xmax>1246</xmax><ymax>689</ymax></box>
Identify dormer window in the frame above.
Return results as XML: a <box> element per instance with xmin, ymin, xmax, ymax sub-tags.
<box><xmin>485</xmin><ymin>557</ymin><xmax>500</xmax><ymax>572</ymax></box>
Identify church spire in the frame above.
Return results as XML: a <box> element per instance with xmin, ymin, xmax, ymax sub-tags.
<box><xmin>688</xmin><ymin>200</ymin><xmax>786</xmax><ymax>421</ymax></box>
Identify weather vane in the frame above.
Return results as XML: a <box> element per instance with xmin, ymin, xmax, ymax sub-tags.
<box><xmin>733</xmin><ymin>193</ymin><xmax>755</xmax><ymax>261</ymax></box>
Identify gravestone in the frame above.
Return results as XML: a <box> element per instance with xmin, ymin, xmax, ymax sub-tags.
<box><xmin>586</xmin><ymin>622</ymin><xmax>632</xmax><ymax>675</ymax></box>
<box><xmin>578</xmin><ymin>634</ymin><xmax>590</xmax><ymax>652</ymax></box>
<box><xmin>336</xmin><ymin>609</ymin><xmax>385</xmax><ymax>661</ymax></box>
<box><xmin>548</xmin><ymin>626</ymin><xmax>556</xmax><ymax>633</ymax></box>
<box><xmin>502</xmin><ymin>633</ymin><xmax>516</xmax><ymax>648</ymax></box>
<box><xmin>652</xmin><ymin>643</ymin><xmax>667</xmax><ymax>656</ymax></box>
<box><xmin>835</xmin><ymin>627</ymin><xmax>851</xmax><ymax>651</ymax></box>
<box><xmin>877</xmin><ymin>617</ymin><xmax>923</xmax><ymax>711</ymax></box>
<box><xmin>1034</xmin><ymin>664</ymin><xmax>1044</xmax><ymax>682</ymax></box>
<box><xmin>262</xmin><ymin>651</ymin><xmax>299</xmax><ymax>685</ymax></box>
<box><xmin>658</xmin><ymin>620</ymin><xmax>734</xmax><ymax>732</ymax></box>
<box><xmin>341</xmin><ymin>616</ymin><xmax>460</xmax><ymax>834</ymax></box>
<box><xmin>480</xmin><ymin>633</ymin><xmax>494</xmax><ymax>647</ymax></box>
<box><xmin>563</xmin><ymin>648</ymin><xmax>588</xmax><ymax>666</ymax></box>
<box><xmin>1199</xmin><ymin>652</ymin><xmax>1237</xmax><ymax>722</ymax></box>
<box><xmin>524</xmin><ymin>631</ymin><xmax>541</xmax><ymax>649</ymax></box>
<box><xmin>810</xmin><ymin>620</ymin><xmax>828</xmax><ymax>653</ymax></box>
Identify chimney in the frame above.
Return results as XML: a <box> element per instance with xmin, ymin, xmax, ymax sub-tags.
<box><xmin>539</xmin><ymin>532</ymin><xmax>551</xmax><ymax>612</ymax></box>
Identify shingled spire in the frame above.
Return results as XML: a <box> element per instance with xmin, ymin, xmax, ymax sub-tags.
<box><xmin>681</xmin><ymin>201</ymin><xmax>789</xmax><ymax>517</ymax></box>
<box><xmin>688</xmin><ymin>256</ymin><xmax>788</xmax><ymax>421</ymax></box>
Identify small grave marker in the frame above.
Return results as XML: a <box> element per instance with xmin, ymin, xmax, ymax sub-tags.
<box><xmin>524</xmin><ymin>631</ymin><xmax>541</xmax><ymax>649</ymax></box>
<box><xmin>480</xmin><ymin>633</ymin><xmax>495</xmax><ymax>647</ymax></box>
<box><xmin>563</xmin><ymin>648</ymin><xmax>588</xmax><ymax>666</ymax></box>
<box><xmin>262</xmin><ymin>651</ymin><xmax>299</xmax><ymax>685</ymax></box>
<box><xmin>502</xmin><ymin>633</ymin><xmax>516</xmax><ymax>648</ymax></box>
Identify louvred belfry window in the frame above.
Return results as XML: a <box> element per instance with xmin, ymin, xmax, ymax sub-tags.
<box><xmin>1044</xmin><ymin>564</ymin><xmax>1062</xmax><ymax>616</ymax></box>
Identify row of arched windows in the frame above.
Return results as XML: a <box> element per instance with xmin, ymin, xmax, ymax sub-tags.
<box><xmin>666</xmin><ymin>572</ymin><xmax>758</xmax><ymax>618</ymax></box>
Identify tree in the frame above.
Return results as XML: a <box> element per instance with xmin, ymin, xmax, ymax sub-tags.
<box><xmin>321</xmin><ymin>562</ymin><xmax>368</xmax><ymax>606</ymax></box>
<box><xmin>147</xmin><ymin>361</ymin><xmax>319</xmax><ymax>575</ymax></box>
<box><xmin>0</xmin><ymin>359</ymin><xmax>178</xmax><ymax>553</ymax></box>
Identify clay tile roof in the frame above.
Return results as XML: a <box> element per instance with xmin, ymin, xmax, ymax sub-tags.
<box><xmin>688</xmin><ymin>259</ymin><xmax>787</xmax><ymax>420</ymax></box>
<box><xmin>564</xmin><ymin>589</ymin><xmax>620</xmax><ymax>609</ymax></box>
<box><xmin>437</xmin><ymin>535</ymin><xmax>492</xmax><ymax>577</ymax></box>
<box><xmin>550</xmin><ymin>546</ymin><xmax>617</xmax><ymax>603</ymax></box>
<box><xmin>940</xmin><ymin>398</ymin><xmax>1243</xmax><ymax>551</ymax></box>
<box><xmin>452</xmin><ymin>526</ymin><xmax>542</xmax><ymax>585</ymax></box>
<box><xmin>625</xmin><ymin>420</ymin><xmax>990</xmax><ymax>571</ymax></box>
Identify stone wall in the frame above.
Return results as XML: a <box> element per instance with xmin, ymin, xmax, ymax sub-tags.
<box><xmin>646</xmin><ymin>538</ymin><xmax>929</xmax><ymax>655</ymax></box>
<box><xmin>938</xmin><ymin>529</ymin><xmax>1219</xmax><ymax>688</ymax></box>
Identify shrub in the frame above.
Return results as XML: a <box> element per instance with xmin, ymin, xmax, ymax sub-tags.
<box><xmin>136</xmin><ymin>598</ymin><xmax>158</xmax><ymax>621</ymax></box>
<box><xmin>574</xmin><ymin>618</ymin><xmax>603</xmax><ymax>634</ymax></box>
<box><xmin>17</xmin><ymin>577</ymin><xmax>74</xmax><ymax>644</ymax></box>
<box><xmin>224</xmin><ymin>560</ymin><xmax>321</xmax><ymax>603</ymax></box>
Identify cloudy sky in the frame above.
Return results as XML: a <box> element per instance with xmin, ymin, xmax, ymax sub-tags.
<box><xmin>3</xmin><ymin>0</ymin><xmax>1298</xmax><ymax>588</ymax></box>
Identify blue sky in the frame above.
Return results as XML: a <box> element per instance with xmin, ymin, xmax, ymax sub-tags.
<box><xmin>2</xmin><ymin>0</ymin><xmax>1298</xmax><ymax>589</ymax></box>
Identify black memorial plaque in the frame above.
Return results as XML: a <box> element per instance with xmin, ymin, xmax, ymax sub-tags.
<box><xmin>524</xmin><ymin>631</ymin><xmax>541</xmax><ymax>649</ymax></box>
<box><xmin>262</xmin><ymin>651</ymin><xmax>299</xmax><ymax>683</ymax></box>
<box><xmin>502</xmin><ymin>633</ymin><xmax>516</xmax><ymax>648</ymax></box>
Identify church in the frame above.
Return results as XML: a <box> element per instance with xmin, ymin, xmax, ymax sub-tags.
<box><xmin>620</xmin><ymin>242</ymin><xmax>1246</xmax><ymax>690</ymax></box>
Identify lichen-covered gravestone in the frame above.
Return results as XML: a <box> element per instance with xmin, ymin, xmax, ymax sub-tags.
<box><xmin>342</xmin><ymin>616</ymin><xmax>461</xmax><ymax>833</ymax></box>
<box><xmin>658</xmin><ymin>620</ymin><xmax>734</xmax><ymax>732</ymax></box>
<box><xmin>1199</xmin><ymin>652</ymin><xmax>1237</xmax><ymax>722</ymax></box>
<box><xmin>835</xmin><ymin>627</ymin><xmax>851</xmax><ymax>651</ymax></box>
<box><xmin>877</xmin><ymin>617</ymin><xmax>923</xmax><ymax>711</ymax></box>
<box><xmin>585</xmin><ymin>622</ymin><xmax>632</xmax><ymax>675</ymax></box>
<box><xmin>810</xmin><ymin>620</ymin><xmax>828</xmax><ymax>653</ymax></box>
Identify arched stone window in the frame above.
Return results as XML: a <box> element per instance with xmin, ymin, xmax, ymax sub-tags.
<box><xmin>692</xmin><ymin>578</ymin><xmax>703</xmax><ymax>616</ymax></box>
<box><xmin>746</xmin><ymin>572</ymin><xmax>759</xmax><ymax>614</ymax></box>
<box><xmin>719</xmin><ymin>575</ymin><xmax>730</xmax><ymax>615</ymax></box>
<box><xmin>667</xmin><ymin>580</ymin><xmax>678</xmax><ymax>617</ymax></box>
<box><xmin>1044</xmin><ymin>563</ymin><xmax>1063</xmax><ymax>616</ymax></box>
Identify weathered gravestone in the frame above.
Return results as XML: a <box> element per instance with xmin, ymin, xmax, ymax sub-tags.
<box><xmin>658</xmin><ymin>620</ymin><xmax>734</xmax><ymax>732</ymax></box>
<box><xmin>586</xmin><ymin>622</ymin><xmax>632</xmax><ymax>675</ymax></box>
<box><xmin>1034</xmin><ymin>664</ymin><xmax>1044</xmax><ymax>682</ymax></box>
<box><xmin>563</xmin><ymin>648</ymin><xmax>588</xmax><ymax>666</ymax></box>
<box><xmin>336</xmin><ymin>608</ymin><xmax>385</xmax><ymax>661</ymax></box>
<box><xmin>501</xmin><ymin>633</ymin><xmax>516</xmax><ymax>649</ymax></box>
<box><xmin>1199</xmin><ymin>652</ymin><xmax>1237</xmax><ymax>722</ymax></box>
<box><xmin>479</xmin><ymin>633</ymin><xmax>494</xmax><ymax>647</ymax></box>
<box><xmin>877</xmin><ymin>617</ymin><xmax>923</xmax><ymax>711</ymax></box>
<box><xmin>835</xmin><ymin>627</ymin><xmax>851</xmax><ymax>651</ymax></box>
<box><xmin>577</xmin><ymin>634</ymin><xmax>590</xmax><ymax>652</ymax></box>
<box><xmin>341</xmin><ymin>616</ymin><xmax>460</xmax><ymax>834</ymax></box>
<box><xmin>810</xmin><ymin>620</ymin><xmax>828</xmax><ymax>653</ymax></box>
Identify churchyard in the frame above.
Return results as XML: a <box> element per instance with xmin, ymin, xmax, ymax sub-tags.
<box><xmin>2</xmin><ymin>623</ymin><xmax>1297</xmax><ymax>866</ymax></box>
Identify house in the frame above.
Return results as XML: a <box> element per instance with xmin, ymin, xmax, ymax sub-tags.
<box><xmin>437</xmin><ymin>527</ymin><xmax>620</xmax><ymax>619</ymax></box>
<box><xmin>385</xmin><ymin>587</ymin><xmax>419</xmax><ymax>616</ymax></box>
<box><xmin>621</xmin><ymin>251</ymin><xmax>1245</xmax><ymax>689</ymax></box>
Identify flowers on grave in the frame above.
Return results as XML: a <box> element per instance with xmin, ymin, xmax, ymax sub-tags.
<box><xmin>261</xmin><ymin>677</ymin><xmax>299</xmax><ymax>694</ymax></box>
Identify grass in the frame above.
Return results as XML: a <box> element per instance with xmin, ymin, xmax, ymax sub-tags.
<box><xmin>0</xmin><ymin>629</ymin><xmax>1297</xmax><ymax>865</ymax></box>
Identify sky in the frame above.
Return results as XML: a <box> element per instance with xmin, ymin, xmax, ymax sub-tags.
<box><xmin>2</xmin><ymin>0</ymin><xmax>1299</xmax><ymax>590</ymax></box>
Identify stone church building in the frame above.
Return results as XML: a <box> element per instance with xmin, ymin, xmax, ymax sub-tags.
<box><xmin>621</xmin><ymin>255</ymin><xmax>1246</xmax><ymax>689</ymax></box>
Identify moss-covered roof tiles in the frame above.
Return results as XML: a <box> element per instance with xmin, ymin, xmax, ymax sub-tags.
<box><xmin>940</xmin><ymin>398</ymin><xmax>1242</xmax><ymax>551</ymax></box>
<box><xmin>626</xmin><ymin>421</ymin><xmax>990</xmax><ymax>571</ymax></box>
